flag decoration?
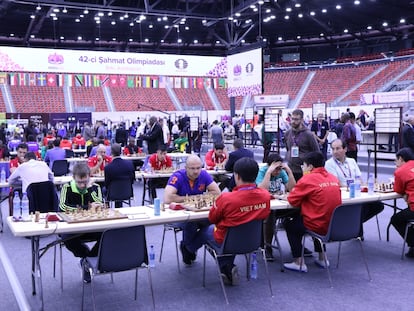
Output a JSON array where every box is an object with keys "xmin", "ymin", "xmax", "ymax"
[
  {"xmin": 8, "ymin": 73, "xmax": 18, "ymax": 86},
  {"xmin": 182, "ymin": 77, "xmax": 189, "ymax": 89},
  {"xmin": 151, "ymin": 76, "xmax": 159, "ymax": 88},
  {"xmin": 109, "ymin": 75, "xmax": 118, "ymax": 87},
  {"xmin": 118, "ymin": 75, "xmax": 127, "ymax": 88},
  {"xmin": 159, "ymin": 76, "xmax": 166, "ymax": 88},
  {"xmin": 84, "ymin": 74, "xmax": 92, "ymax": 87},
  {"xmin": 101, "ymin": 75, "xmax": 110, "ymax": 86},
  {"xmin": 74, "ymin": 74, "xmax": 83, "ymax": 86},
  {"xmin": 197, "ymin": 78, "xmax": 204, "ymax": 89},
  {"xmin": 135, "ymin": 76, "xmax": 141, "ymax": 88},
  {"xmin": 36, "ymin": 73, "xmax": 46, "ymax": 86},
  {"xmin": 93, "ymin": 75, "xmax": 101, "ymax": 87},
  {"xmin": 174, "ymin": 77, "xmax": 181, "ymax": 88},
  {"xmin": 64, "ymin": 74, "xmax": 73, "ymax": 87},
  {"xmin": 0, "ymin": 73, "xmax": 7, "ymax": 84},
  {"xmin": 46, "ymin": 73, "xmax": 57, "ymax": 86},
  {"xmin": 127, "ymin": 76, "xmax": 134, "ymax": 88}
]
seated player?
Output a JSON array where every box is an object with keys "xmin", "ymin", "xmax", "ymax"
[
  {"xmin": 204, "ymin": 142, "xmax": 228, "ymax": 190},
  {"xmin": 148, "ymin": 145, "xmax": 173, "ymax": 200},
  {"xmin": 87, "ymin": 144, "xmax": 112, "ymax": 175},
  {"xmin": 59, "ymin": 163, "xmax": 103, "ymax": 283},
  {"xmin": 123, "ymin": 136, "xmax": 144, "ymax": 170},
  {"xmin": 174, "ymin": 132, "xmax": 188, "ymax": 153}
]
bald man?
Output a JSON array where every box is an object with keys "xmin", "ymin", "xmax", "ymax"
[
  {"xmin": 164, "ymin": 154, "xmax": 220, "ymax": 265},
  {"xmin": 87, "ymin": 144, "xmax": 112, "ymax": 174}
]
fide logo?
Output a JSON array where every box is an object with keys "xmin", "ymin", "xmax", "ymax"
[
  {"xmin": 175, "ymin": 59, "xmax": 188, "ymax": 70},
  {"xmin": 246, "ymin": 62, "xmax": 254, "ymax": 73}
]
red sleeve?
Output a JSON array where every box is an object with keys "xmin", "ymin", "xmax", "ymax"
[
  {"xmin": 205, "ymin": 150, "xmax": 215, "ymax": 169},
  {"xmin": 394, "ymin": 169, "xmax": 405, "ymax": 194},
  {"xmin": 87, "ymin": 157, "xmax": 96, "ymax": 168},
  {"xmin": 166, "ymin": 156, "xmax": 173, "ymax": 168},
  {"xmin": 123, "ymin": 147, "xmax": 130, "ymax": 155},
  {"xmin": 208, "ymin": 195, "xmax": 224, "ymax": 224},
  {"xmin": 148, "ymin": 154, "xmax": 156, "ymax": 167}
]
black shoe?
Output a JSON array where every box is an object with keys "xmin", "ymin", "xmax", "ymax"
[
  {"xmin": 265, "ymin": 247, "xmax": 275, "ymax": 262},
  {"xmin": 80, "ymin": 258, "xmax": 91, "ymax": 283},
  {"xmin": 180, "ymin": 241, "xmax": 193, "ymax": 265},
  {"xmin": 303, "ymin": 248, "xmax": 313, "ymax": 257},
  {"xmin": 405, "ymin": 247, "xmax": 414, "ymax": 258},
  {"xmin": 220, "ymin": 264, "xmax": 238, "ymax": 286}
]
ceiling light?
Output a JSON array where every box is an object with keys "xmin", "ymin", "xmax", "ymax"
[
  {"xmin": 108, "ymin": 12, "xmax": 112, "ymax": 16},
  {"xmin": 296, "ymin": 35, "xmax": 301, "ymax": 39},
  {"xmin": 310, "ymin": 11, "xmax": 316, "ymax": 16},
  {"xmin": 354, "ymin": 0, "xmax": 360, "ymax": 4},
  {"xmin": 177, "ymin": 39, "xmax": 182, "ymax": 43},
  {"xmin": 83, "ymin": 9, "xmax": 89, "ymax": 14},
  {"xmin": 266, "ymin": 9, "xmax": 271, "ymax": 13},
  {"xmin": 295, "ymin": 3, "xmax": 301, "ymax": 8},
  {"xmin": 52, "ymin": 17, "xmax": 58, "ymax": 21},
  {"xmin": 36, "ymin": 5, "xmax": 41, "ymax": 11},
  {"xmin": 241, "ymin": 39, "xmax": 245, "ymax": 43},
  {"xmin": 286, "ymin": 7, "xmax": 292, "ymax": 12},
  {"xmin": 98, "ymin": 12, "xmax": 104, "ymax": 17},
  {"xmin": 271, "ymin": 15, "xmax": 276, "ymax": 19},
  {"xmin": 53, "ymin": 8, "xmax": 59, "ymax": 13},
  {"xmin": 124, "ymin": 13, "xmax": 129, "ymax": 18},
  {"xmin": 215, "ymin": 40, "xmax": 220, "ymax": 44},
  {"xmin": 164, "ymin": 25, "xmax": 169, "ymax": 29},
  {"xmin": 94, "ymin": 16, "xmax": 100, "ymax": 21},
  {"xmin": 284, "ymin": 15, "xmax": 289, "ymax": 20},
  {"xmin": 149, "ymin": 24, "xmax": 153, "ymax": 28},
  {"xmin": 298, "ymin": 13, "xmax": 303, "ymax": 18},
  {"xmin": 50, "ymin": 13, "xmax": 56, "ymax": 17},
  {"xmin": 129, "ymin": 22, "xmax": 134, "ymax": 26},
  {"xmin": 30, "ymin": 34, "xmax": 35, "ymax": 38},
  {"xmin": 60, "ymin": 36, "xmax": 64, "ymax": 40},
  {"xmin": 382, "ymin": 22, "xmax": 388, "ymax": 27},
  {"xmin": 111, "ymin": 21, "xmax": 116, "ymax": 25},
  {"xmin": 185, "ymin": 26, "xmax": 189, "ymax": 30},
  {"xmin": 258, "ymin": 0, "xmax": 264, "ymax": 4},
  {"xmin": 30, "ymin": 14, "xmax": 35, "ymax": 19},
  {"xmin": 62, "ymin": 8, "xmax": 67, "ymax": 13},
  {"xmin": 160, "ymin": 39, "xmax": 164, "ymax": 43},
  {"xmin": 320, "ymin": 33, "xmax": 324, "ymax": 37},
  {"xmin": 253, "ymin": 8, "xmax": 258, "ymax": 12},
  {"xmin": 400, "ymin": 18, "xmax": 406, "ymax": 23},
  {"xmin": 202, "ymin": 19, "xmax": 207, "ymax": 24},
  {"xmin": 162, "ymin": 16, "xmax": 168, "ymax": 21},
  {"xmin": 194, "ymin": 39, "xmax": 198, "ymax": 44},
  {"xmin": 145, "ymin": 38, "xmax": 149, "ymax": 42},
  {"xmin": 10, "ymin": 33, "xmax": 14, "ymax": 37},
  {"xmin": 75, "ymin": 18, "xmax": 80, "ymax": 22},
  {"xmin": 278, "ymin": 36, "xmax": 283, "ymax": 41},
  {"xmin": 322, "ymin": 9, "xmax": 327, "ymax": 13},
  {"xmin": 235, "ymin": 13, "xmax": 241, "ymax": 17},
  {"xmin": 120, "ymin": 16, "xmax": 124, "ymax": 20},
  {"xmin": 96, "ymin": 20, "xmax": 100, "ymax": 24},
  {"xmin": 95, "ymin": 37, "xmax": 100, "ymax": 41},
  {"xmin": 112, "ymin": 38, "xmax": 116, "ymax": 41},
  {"xmin": 367, "ymin": 25, "xmax": 372, "ymax": 30},
  {"xmin": 77, "ymin": 36, "xmax": 82, "ymax": 40},
  {"xmin": 129, "ymin": 38, "xmax": 133, "ymax": 42},
  {"xmin": 80, "ymin": 14, "xmax": 84, "ymax": 18},
  {"xmin": 228, "ymin": 16, "xmax": 234, "ymax": 20},
  {"xmin": 336, "ymin": 5, "xmax": 342, "ymax": 10},
  {"xmin": 344, "ymin": 29, "xmax": 349, "ymax": 33},
  {"xmin": 140, "ymin": 15, "xmax": 146, "ymax": 20}
]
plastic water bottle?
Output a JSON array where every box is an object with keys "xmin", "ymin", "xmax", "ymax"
[
  {"xmin": 21, "ymin": 192, "xmax": 29, "ymax": 221},
  {"xmin": 0, "ymin": 167, "xmax": 6, "ymax": 183},
  {"xmin": 149, "ymin": 245, "xmax": 156, "ymax": 268},
  {"xmin": 368, "ymin": 174, "xmax": 375, "ymax": 195},
  {"xmin": 349, "ymin": 183, "xmax": 355, "ymax": 198},
  {"xmin": 250, "ymin": 252, "xmax": 258, "ymax": 279},
  {"xmin": 13, "ymin": 191, "xmax": 21, "ymax": 219},
  {"xmin": 154, "ymin": 198, "xmax": 160, "ymax": 216},
  {"xmin": 355, "ymin": 176, "xmax": 361, "ymax": 197}
]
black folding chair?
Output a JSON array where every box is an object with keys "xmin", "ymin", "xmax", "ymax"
[
  {"xmin": 106, "ymin": 178, "xmax": 134, "ymax": 208},
  {"xmin": 51, "ymin": 159, "xmax": 69, "ymax": 176}
]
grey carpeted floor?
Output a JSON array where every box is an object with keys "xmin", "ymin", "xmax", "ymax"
[{"xmin": 1, "ymin": 149, "xmax": 414, "ymax": 311}]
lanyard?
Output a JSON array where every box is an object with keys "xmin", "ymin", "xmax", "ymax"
[{"xmin": 335, "ymin": 158, "xmax": 351, "ymax": 178}]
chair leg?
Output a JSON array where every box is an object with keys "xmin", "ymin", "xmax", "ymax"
[
  {"xmin": 375, "ymin": 215, "xmax": 382, "ymax": 241},
  {"xmin": 357, "ymin": 238, "xmax": 372, "ymax": 281},
  {"xmin": 259, "ymin": 248, "xmax": 274, "ymax": 298},
  {"xmin": 134, "ymin": 269, "xmax": 138, "ymax": 300},
  {"xmin": 202, "ymin": 247, "xmax": 207, "ymax": 287},
  {"xmin": 59, "ymin": 243, "xmax": 63, "ymax": 291},
  {"xmin": 401, "ymin": 223, "xmax": 411, "ymax": 260},
  {"xmin": 318, "ymin": 241, "xmax": 333, "ymax": 288},
  {"xmin": 159, "ymin": 226, "xmax": 167, "ymax": 262},
  {"xmin": 90, "ymin": 268, "xmax": 97, "ymax": 311},
  {"xmin": 273, "ymin": 230, "xmax": 284, "ymax": 272},
  {"xmin": 53, "ymin": 245, "xmax": 57, "ymax": 278},
  {"xmin": 173, "ymin": 228, "xmax": 181, "ymax": 273},
  {"xmin": 214, "ymin": 255, "xmax": 229, "ymax": 304}
]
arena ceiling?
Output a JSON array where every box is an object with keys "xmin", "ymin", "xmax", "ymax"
[{"xmin": 0, "ymin": 0, "xmax": 413, "ymax": 56}]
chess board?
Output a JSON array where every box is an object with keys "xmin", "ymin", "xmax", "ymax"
[
  {"xmin": 374, "ymin": 182, "xmax": 394, "ymax": 193},
  {"xmin": 58, "ymin": 208, "xmax": 128, "ymax": 223},
  {"xmin": 182, "ymin": 194, "xmax": 218, "ymax": 212}
]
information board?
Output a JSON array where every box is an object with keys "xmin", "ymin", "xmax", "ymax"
[{"xmin": 374, "ymin": 107, "xmax": 401, "ymax": 133}]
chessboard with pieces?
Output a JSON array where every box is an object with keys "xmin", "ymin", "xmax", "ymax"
[
  {"xmin": 58, "ymin": 205, "xmax": 127, "ymax": 223},
  {"xmin": 154, "ymin": 167, "xmax": 174, "ymax": 174},
  {"xmin": 183, "ymin": 193, "xmax": 219, "ymax": 212},
  {"xmin": 374, "ymin": 181, "xmax": 395, "ymax": 193}
]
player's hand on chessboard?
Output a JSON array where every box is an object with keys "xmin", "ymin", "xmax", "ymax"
[{"xmin": 90, "ymin": 202, "xmax": 103, "ymax": 209}]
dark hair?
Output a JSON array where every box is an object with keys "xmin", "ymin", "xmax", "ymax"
[
  {"xmin": 266, "ymin": 153, "xmax": 283, "ymax": 166},
  {"xmin": 111, "ymin": 143, "xmax": 121, "ymax": 157},
  {"xmin": 53, "ymin": 139, "xmax": 60, "ymax": 147},
  {"xmin": 396, "ymin": 148, "xmax": 414, "ymax": 162},
  {"xmin": 331, "ymin": 138, "xmax": 346, "ymax": 149},
  {"xmin": 214, "ymin": 142, "xmax": 225, "ymax": 150},
  {"xmin": 292, "ymin": 109, "xmax": 304, "ymax": 119},
  {"xmin": 73, "ymin": 163, "xmax": 90, "ymax": 178},
  {"xmin": 303, "ymin": 151, "xmax": 325, "ymax": 168},
  {"xmin": 234, "ymin": 157, "xmax": 258, "ymax": 183},
  {"xmin": 349, "ymin": 112, "xmax": 356, "ymax": 120},
  {"xmin": 233, "ymin": 138, "xmax": 244, "ymax": 149},
  {"xmin": 24, "ymin": 152, "xmax": 36, "ymax": 161},
  {"xmin": 157, "ymin": 144, "xmax": 167, "ymax": 152},
  {"xmin": 17, "ymin": 143, "xmax": 28, "ymax": 151},
  {"xmin": 27, "ymin": 135, "xmax": 36, "ymax": 142}
]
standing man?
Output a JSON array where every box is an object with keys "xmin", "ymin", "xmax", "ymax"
[
  {"xmin": 224, "ymin": 138, "xmax": 254, "ymax": 191},
  {"xmin": 391, "ymin": 148, "xmax": 414, "ymax": 258},
  {"xmin": 115, "ymin": 122, "xmax": 129, "ymax": 147},
  {"xmin": 310, "ymin": 113, "xmax": 330, "ymax": 160},
  {"xmin": 141, "ymin": 116, "xmax": 164, "ymax": 154},
  {"xmin": 44, "ymin": 139, "xmax": 66, "ymax": 169},
  {"xmin": 284, "ymin": 109, "xmax": 319, "ymax": 181},
  {"xmin": 59, "ymin": 163, "xmax": 103, "ymax": 283},
  {"xmin": 402, "ymin": 115, "xmax": 414, "ymax": 151},
  {"xmin": 164, "ymin": 155, "xmax": 220, "ymax": 265},
  {"xmin": 325, "ymin": 139, "xmax": 384, "ymax": 233},
  {"xmin": 341, "ymin": 112, "xmax": 358, "ymax": 161},
  {"xmin": 209, "ymin": 120, "xmax": 224, "ymax": 145},
  {"xmin": 8, "ymin": 143, "xmax": 28, "ymax": 215},
  {"xmin": 104, "ymin": 144, "xmax": 135, "ymax": 208},
  {"xmin": 190, "ymin": 157, "xmax": 271, "ymax": 285},
  {"xmin": 284, "ymin": 152, "xmax": 341, "ymax": 272}
]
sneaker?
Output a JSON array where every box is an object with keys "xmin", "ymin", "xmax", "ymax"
[
  {"xmin": 265, "ymin": 247, "xmax": 275, "ymax": 262},
  {"xmin": 283, "ymin": 261, "xmax": 308, "ymax": 273},
  {"xmin": 314, "ymin": 258, "xmax": 330, "ymax": 269},
  {"xmin": 405, "ymin": 247, "xmax": 414, "ymax": 258},
  {"xmin": 80, "ymin": 258, "xmax": 91, "ymax": 283},
  {"xmin": 231, "ymin": 265, "xmax": 240, "ymax": 286},
  {"xmin": 303, "ymin": 248, "xmax": 313, "ymax": 257},
  {"xmin": 180, "ymin": 241, "xmax": 193, "ymax": 265}
]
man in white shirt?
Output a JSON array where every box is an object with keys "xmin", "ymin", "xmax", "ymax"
[
  {"xmin": 325, "ymin": 138, "xmax": 384, "ymax": 234},
  {"xmin": 8, "ymin": 152, "xmax": 54, "ymax": 193}
]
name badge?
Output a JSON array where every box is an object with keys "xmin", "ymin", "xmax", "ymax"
[
  {"xmin": 346, "ymin": 179, "xmax": 354, "ymax": 187},
  {"xmin": 291, "ymin": 146, "xmax": 299, "ymax": 157}
]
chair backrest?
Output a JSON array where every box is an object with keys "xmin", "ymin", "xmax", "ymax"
[
  {"xmin": 222, "ymin": 219, "xmax": 263, "ymax": 254},
  {"xmin": 97, "ymin": 225, "xmax": 148, "ymax": 273},
  {"xmin": 52, "ymin": 159, "xmax": 69, "ymax": 176},
  {"xmin": 327, "ymin": 203, "xmax": 363, "ymax": 242},
  {"xmin": 106, "ymin": 178, "xmax": 133, "ymax": 201},
  {"xmin": 26, "ymin": 180, "xmax": 59, "ymax": 213}
]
